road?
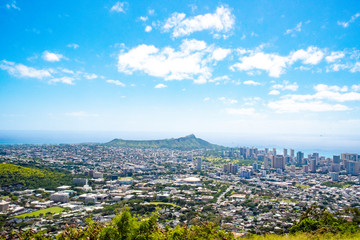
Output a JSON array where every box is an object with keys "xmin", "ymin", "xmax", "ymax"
[{"xmin": 216, "ymin": 185, "xmax": 234, "ymax": 205}]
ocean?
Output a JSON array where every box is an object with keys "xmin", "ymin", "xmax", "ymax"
[{"xmin": 0, "ymin": 130, "xmax": 358, "ymax": 158}]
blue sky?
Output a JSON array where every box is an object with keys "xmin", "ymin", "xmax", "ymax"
[{"xmin": 1, "ymin": 0, "xmax": 360, "ymax": 148}]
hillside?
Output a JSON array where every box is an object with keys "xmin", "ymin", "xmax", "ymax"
[
  {"xmin": 0, "ymin": 163, "xmax": 72, "ymax": 189},
  {"xmin": 105, "ymin": 134, "xmax": 224, "ymax": 150}
]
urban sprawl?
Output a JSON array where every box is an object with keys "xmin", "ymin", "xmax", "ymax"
[{"xmin": 0, "ymin": 143, "xmax": 360, "ymax": 237}]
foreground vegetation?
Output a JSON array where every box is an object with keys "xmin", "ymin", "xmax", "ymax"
[
  {"xmin": 6, "ymin": 205, "xmax": 360, "ymax": 239},
  {"xmin": 0, "ymin": 163, "xmax": 73, "ymax": 189}
]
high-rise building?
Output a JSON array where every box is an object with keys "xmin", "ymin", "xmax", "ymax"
[
  {"xmin": 310, "ymin": 159, "xmax": 317, "ymax": 173},
  {"xmin": 264, "ymin": 157, "xmax": 271, "ymax": 170},
  {"xmin": 296, "ymin": 151, "xmax": 304, "ymax": 165},
  {"xmin": 333, "ymin": 155, "xmax": 341, "ymax": 164},
  {"xmin": 283, "ymin": 148, "xmax": 288, "ymax": 157},
  {"xmin": 290, "ymin": 149, "xmax": 295, "ymax": 158},
  {"xmin": 196, "ymin": 157, "xmax": 202, "ymax": 171},
  {"xmin": 303, "ymin": 165, "xmax": 309, "ymax": 173},
  {"xmin": 271, "ymin": 155, "xmax": 285, "ymax": 170},
  {"xmin": 273, "ymin": 148, "xmax": 277, "ymax": 156},
  {"xmin": 330, "ymin": 172, "xmax": 339, "ymax": 181}
]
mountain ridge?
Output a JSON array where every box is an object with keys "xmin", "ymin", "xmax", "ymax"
[{"xmin": 104, "ymin": 134, "xmax": 224, "ymax": 150}]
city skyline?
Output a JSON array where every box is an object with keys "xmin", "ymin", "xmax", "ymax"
[{"xmin": 1, "ymin": 0, "xmax": 360, "ymax": 148}]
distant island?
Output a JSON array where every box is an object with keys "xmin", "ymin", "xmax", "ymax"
[{"xmin": 105, "ymin": 134, "xmax": 224, "ymax": 150}]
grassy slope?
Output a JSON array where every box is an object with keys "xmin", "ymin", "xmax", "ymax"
[
  {"xmin": 16, "ymin": 207, "xmax": 64, "ymax": 218},
  {"xmin": 0, "ymin": 163, "xmax": 72, "ymax": 189}
]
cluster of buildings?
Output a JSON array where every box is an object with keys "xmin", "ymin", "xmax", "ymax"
[{"xmin": 0, "ymin": 144, "xmax": 359, "ymax": 237}]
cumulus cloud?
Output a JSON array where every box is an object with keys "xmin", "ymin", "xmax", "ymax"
[
  {"xmin": 145, "ymin": 26, "xmax": 152, "ymax": 32},
  {"xmin": 84, "ymin": 73, "xmax": 98, "ymax": 79},
  {"xmin": 231, "ymin": 46, "xmax": 327, "ymax": 77},
  {"xmin": 289, "ymin": 46, "xmax": 324, "ymax": 65},
  {"xmin": 49, "ymin": 77, "xmax": 75, "ymax": 85},
  {"xmin": 269, "ymin": 90, "xmax": 280, "ymax": 95},
  {"xmin": 0, "ymin": 60, "xmax": 52, "ymax": 79},
  {"xmin": 154, "ymin": 83, "xmax": 167, "ymax": 88},
  {"xmin": 338, "ymin": 13, "xmax": 360, "ymax": 28},
  {"xmin": 231, "ymin": 52, "xmax": 288, "ymax": 78},
  {"xmin": 110, "ymin": 2, "xmax": 128, "ymax": 13},
  {"xmin": 203, "ymin": 97, "xmax": 210, "ymax": 101},
  {"xmin": 106, "ymin": 79, "xmax": 125, "ymax": 87},
  {"xmin": 268, "ymin": 83, "xmax": 360, "ymax": 113},
  {"xmin": 243, "ymin": 80, "xmax": 261, "ymax": 86},
  {"xmin": 325, "ymin": 51, "xmax": 345, "ymax": 63},
  {"xmin": 272, "ymin": 81, "xmax": 298, "ymax": 91},
  {"xmin": 42, "ymin": 51, "xmax": 64, "ymax": 62},
  {"xmin": 163, "ymin": 5, "xmax": 235, "ymax": 38},
  {"xmin": 268, "ymin": 99, "xmax": 350, "ymax": 113},
  {"xmin": 211, "ymin": 48, "xmax": 231, "ymax": 61},
  {"xmin": 117, "ymin": 39, "xmax": 228, "ymax": 84}
]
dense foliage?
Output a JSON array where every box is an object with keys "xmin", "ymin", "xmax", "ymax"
[
  {"xmin": 7, "ymin": 208, "xmax": 235, "ymax": 240},
  {"xmin": 0, "ymin": 163, "xmax": 73, "ymax": 190},
  {"xmin": 105, "ymin": 134, "xmax": 224, "ymax": 150},
  {"xmin": 289, "ymin": 205, "xmax": 360, "ymax": 234}
]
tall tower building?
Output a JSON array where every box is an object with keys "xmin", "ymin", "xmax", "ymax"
[
  {"xmin": 271, "ymin": 155, "xmax": 285, "ymax": 170},
  {"xmin": 290, "ymin": 149, "xmax": 295, "ymax": 158},
  {"xmin": 283, "ymin": 148, "xmax": 288, "ymax": 157},
  {"xmin": 196, "ymin": 157, "xmax": 202, "ymax": 171},
  {"xmin": 310, "ymin": 159, "xmax": 317, "ymax": 173},
  {"xmin": 296, "ymin": 151, "xmax": 304, "ymax": 165}
]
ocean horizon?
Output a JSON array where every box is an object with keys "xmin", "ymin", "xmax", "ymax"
[{"xmin": 0, "ymin": 130, "xmax": 358, "ymax": 158}]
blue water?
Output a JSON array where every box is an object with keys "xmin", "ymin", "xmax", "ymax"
[{"xmin": 0, "ymin": 130, "xmax": 358, "ymax": 158}]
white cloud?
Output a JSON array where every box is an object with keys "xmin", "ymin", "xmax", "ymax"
[
  {"xmin": 268, "ymin": 83, "xmax": 360, "ymax": 113},
  {"xmin": 0, "ymin": 60, "xmax": 52, "ymax": 79},
  {"xmin": 163, "ymin": 5, "xmax": 235, "ymax": 38},
  {"xmin": 84, "ymin": 73, "xmax": 98, "ymax": 79},
  {"xmin": 231, "ymin": 52, "xmax": 289, "ymax": 78},
  {"xmin": 352, "ymin": 84, "xmax": 360, "ymax": 91},
  {"xmin": 106, "ymin": 79, "xmax": 125, "ymax": 87},
  {"xmin": 6, "ymin": 0, "xmax": 20, "ymax": 10},
  {"xmin": 49, "ymin": 77, "xmax": 75, "ymax": 85},
  {"xmin": 325, "ymin": 51, "xmax": 345, "ymax": 63},
  {"xmin": 337, "ymin": 13, "xmax": 360, "ymax": 28},
  {"xmin": 272, "ymin": 81, "xmax": 298, "ymax": 91},
  {"xmin": 211, "ymin": 48, "xmax": 231, "ymax": 61},
  {"xmin": 209, "ymin": 75, "xmax": 230, "ymax": 83},
  {"xmin": 203, "ymin": 97, "xmax": 210, "ymax": 101},
  {"xmin": 140, "ymin": 16, "xmax": 148, "ymax": 22},
  {"xmin": 148, "ymin": 9, "xmax": 155, "ymax": 15},
  {"xmin": 225, "ymin": 108, "xmax": 256, "ymax": 116},
  {"xmin": 67, "ymin": 43, "xmax": 79, "ymax": 49},
  {"xmin": 268, "ymin": 99, "xmax": 350, "ymax": 113},
  {"xmin": 351, "ymin": 62, "xmax": 360, "ymax": 72},
  {"xmin": 117, "ymin": 39, "xmax": 227, "ymax": 84},
  {"xmin": 66, "ymin": 111, "xmax": 99, "ymax": 117},
  {"xmin": 145, "ymin": 25, "xmax": 152, "ymax": 32},
  {"xmin": 290, "ymin": 46, "xmax": 324, "ymax": 65},
  {"xmin": 231, "ymin": 46, "xmax": 327, "ymax": 77},
  {"xmin": 42, "ymin": 51, "xmax": 64, "ymax": 62},
  {"xmin": 154, "ymin": 83, "xmax": 167, "ymax": 88},
  {"xmin": 284, "ymin": 22, "xmax": 302, "ymax": 36},
  {"xmin": 269, "ymin": 90, "xmax": 280, "ymax": 95},
  {"xmin": 219, "ymin": 97, "xmax": 237, "ymax": 104},
  {"xmin": 243, "ymin": 80, "xmax": 261, "ymax": 86},
  {"xmin": 110, "ymin": 2, "xmax": 127, "ymax": 13}
]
